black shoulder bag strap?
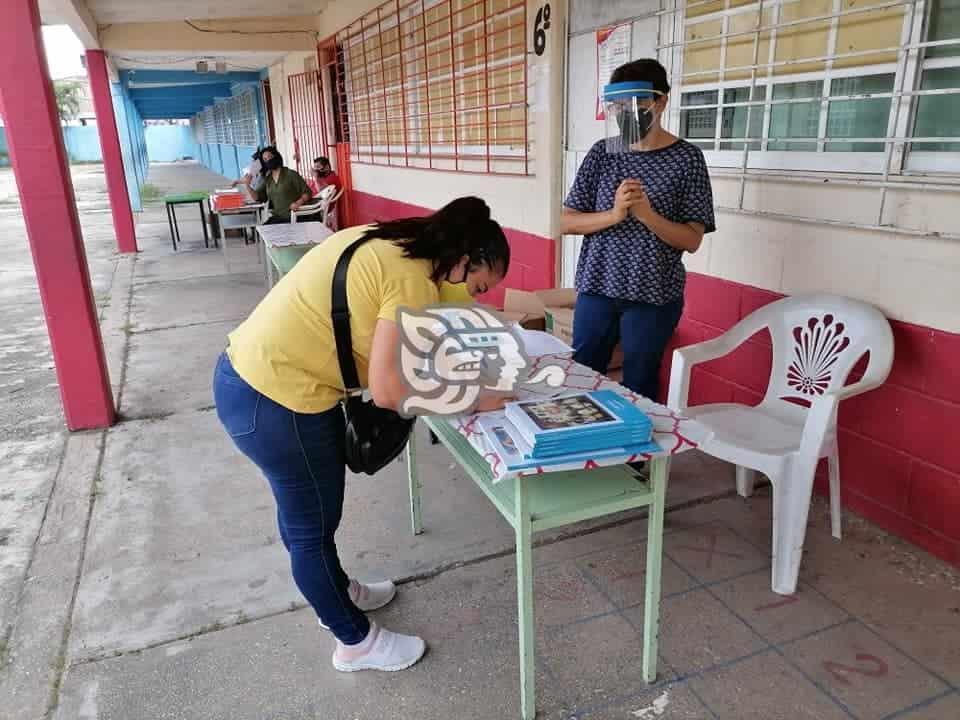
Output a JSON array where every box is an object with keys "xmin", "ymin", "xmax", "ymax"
[
  {"xmin": 331, "ymin": 236, "xmax": 368, "ymax": 395},
  {"xmin": 330, "ymin": 235, "xmax": 416, "ymax": 475}
]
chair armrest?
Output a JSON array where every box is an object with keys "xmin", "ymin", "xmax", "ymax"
[
  {"xmin": 666, "ymin": 312, "xmax": 770, "ymax": 410},
  {"xmin": 292, "ymin": 203, "xmax": 324, "ymax": 217}
]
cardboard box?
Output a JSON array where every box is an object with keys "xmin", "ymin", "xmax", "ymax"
[
  {"xmin": 500, "ymin": 288, "xmax": 576, "ymax": 332},
  {"xmin": 497, "ymin": 289, "xmax": 547, "ymax": 331},
  {"xmin": 500, "ymin": 288, "xmax": 623, "ymax": 369}
]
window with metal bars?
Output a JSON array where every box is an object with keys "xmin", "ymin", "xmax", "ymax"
[
  {"xmin": 667, "ymin": 0, "xmax": 960, "ymax": 174},
  {"xmin": 190, "ymin": 116, "xmax": 204, "ymax": 145},
  {"xmin": 213, "ymin": 103, "xmax": 229, "ymax": 144},
  {"xmin": 231, "ymin": 90, "xmax": 261, "ymax": 146},
  {"xmin": 191, "ymin": 91, "xmax": 260, "ymax": 147},
  {"xmin": 334, "ymin": 0, "xmax": 530, "ymax": 174},
  {"xmin": 201, "ymin": 109, "xmax": 216, "ymax": 145}
]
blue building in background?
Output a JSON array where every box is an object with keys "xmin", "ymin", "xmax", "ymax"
[{"xmin": 1, "ymin": 68, "xmax": 268, "ymax": 211}]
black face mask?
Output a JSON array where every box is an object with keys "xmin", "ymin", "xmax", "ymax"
[
  {"xmin": 263, "ymin": 156, "xmax": 283, "ymax": 171},
  {"xmin": 617, "ymin": 106, "xmax": 656, "ymax": 148}
]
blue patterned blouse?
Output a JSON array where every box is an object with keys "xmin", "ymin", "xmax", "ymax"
[{"xmin": 564, "ymin": 139, "xmax": 716, "ymax": 305}]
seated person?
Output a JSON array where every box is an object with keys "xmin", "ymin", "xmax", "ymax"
[
  {"xmin": 232, "ymin": 149, "xmax": 265, "ymax": 193},
  {"xmin": 307, "ymin": 156, "xmax": 343, "ymax": 197},
  {"xmin": 241, "ymin": 146, "xmax": 312, "ymax": 224}
]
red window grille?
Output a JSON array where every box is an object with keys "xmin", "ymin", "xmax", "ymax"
[
  {"xmin": 287, "ymin": 70, "xmax": 328, "ymax": 177},
  {"xmin": 334, "ymin": 0, "xmax": 529, "ymax": 175}
]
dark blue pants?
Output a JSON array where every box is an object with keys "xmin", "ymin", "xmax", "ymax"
[
  {"xmin": 572, "ymin": 293, "xmax": 683, "ymax": 400},
  {"xmin": 212, "ymin": 353, "xmax": 369, "ymax": 644}
]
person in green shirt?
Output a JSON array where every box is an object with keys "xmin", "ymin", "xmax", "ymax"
[{"xmin": 241, "ymin": 146, "xmax": 313, "ymax": 224}]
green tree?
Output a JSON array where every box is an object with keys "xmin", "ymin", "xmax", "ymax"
[{"xmin": 54, "ymin": 80, "xmax": 81, "ymax": 123}]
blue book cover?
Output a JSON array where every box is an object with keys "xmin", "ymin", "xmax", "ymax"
[
  {"xmin": 505, "ymin": 391, "xmax": 652, "ymax": 452},
  {"xmin": 478, "ymin": 416, "xmax": 660, "ymax": 472}
]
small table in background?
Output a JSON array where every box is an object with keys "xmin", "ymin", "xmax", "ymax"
[
  {"xmin": 256, "ymin": 222, "xmax": 334, "ymax": 287},
  {"xmin": 163, "ymin": 192, "xmax": 210, "ymax": 251},
  {"xmin": 209, "ymin": 197, "xmax": 267, "ymax": 271}
]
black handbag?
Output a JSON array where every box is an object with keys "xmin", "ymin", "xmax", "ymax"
[{"xmin": 331, "ymin": 236, "xmax": 416, "ymax": 475}]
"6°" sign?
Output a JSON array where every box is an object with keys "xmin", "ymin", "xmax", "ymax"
[{"xmin": 533, "ymin": 4, "xmax": 551, "ymax": 57}]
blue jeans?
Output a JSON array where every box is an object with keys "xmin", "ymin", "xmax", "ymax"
[
  {"xmin": 212, "ymin": 352, "xmax": 369, "ymax": 644},
  {"xmin": 572, "ymin": 293, "xmax": 683, "ymax": 400}
]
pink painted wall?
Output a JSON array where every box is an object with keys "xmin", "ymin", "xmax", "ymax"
[{"xmin": 662, "ymin": 273, "xmax": 960, "ymax": 566}]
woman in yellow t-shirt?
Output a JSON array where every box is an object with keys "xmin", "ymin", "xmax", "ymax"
[
  {"xmin": 439, "ymin": 279, "xmax": 475, "ymax": 304},
  {"xmin": 213, "ymin": 197, "xmax": 510, "ymax": 674}
]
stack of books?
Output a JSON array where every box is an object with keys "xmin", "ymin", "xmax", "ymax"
[{"xmin": 479, "ymin": 390, "xmax": 657, "ymax": 472}]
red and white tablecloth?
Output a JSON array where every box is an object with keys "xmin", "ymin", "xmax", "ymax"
[{"xmin": 439, "ymin": 353, "xmax": 711, "ymax": 483}]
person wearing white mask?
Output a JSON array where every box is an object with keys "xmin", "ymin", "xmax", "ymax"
[{"xmin": 231, "ymin": 149, "xmax": 265, "ymax": 193}]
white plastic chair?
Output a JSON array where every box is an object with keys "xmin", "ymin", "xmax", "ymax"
[
  {"xmin": 667, "ymin": 293, "xmax": 893, "ymax": 595},
  {"xmin": 291, "ymin": 185, "xmax": 335, "ymax": 224},
  {"xmin": 323, "ymin": 187, "xmax": 344, "ymax": 230}
]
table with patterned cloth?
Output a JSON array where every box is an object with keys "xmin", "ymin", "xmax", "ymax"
[
  {"xmin": 256, "ymin": 222, "xmax": 334, "ymax": 286},
  {"xmin": 406, "ymin": 354, "xmax": 711, "ymax": 719}
]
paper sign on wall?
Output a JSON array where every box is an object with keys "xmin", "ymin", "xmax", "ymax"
[{"xmin": 595, "ymin": 24, "xmax": 632, "ymax": 121}]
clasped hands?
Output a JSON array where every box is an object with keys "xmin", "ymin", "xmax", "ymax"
[{"xmin": 613, "ymin": 179, "xmax": 654, "ymax": 225}]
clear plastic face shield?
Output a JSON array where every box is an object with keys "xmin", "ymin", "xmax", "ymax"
[{"xmin": 603, "ymin": 81, "xmax": 665, "ymax": 154}]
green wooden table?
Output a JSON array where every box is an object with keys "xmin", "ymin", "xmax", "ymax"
[
  {"xmin": 406, "ymin": 365, "xmax": 709, "ymax": 719},
  {"xmin": 163, "ymin": 191, "xmax": 210, "ymax": 251}
]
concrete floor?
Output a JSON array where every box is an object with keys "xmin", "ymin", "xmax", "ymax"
[{"xmin": 1, "ymin": 162, "xmax": 959, "ymax": 720}]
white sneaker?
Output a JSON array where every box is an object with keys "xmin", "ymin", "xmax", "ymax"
[
  {"xmin": 332, "ymin": 622, "xmax": 427, "ymax": 673},
  {"xmin": 318, "ymin": 579, "xmax": 397, "ymax": 630}
]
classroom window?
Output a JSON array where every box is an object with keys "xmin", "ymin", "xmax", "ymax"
[
  {"xmin": 768, "ymin": 80, "xmax": 822, "ymax": 151},
  {"xmin": 825, "ymin": 74, "xmax": 894, "ymax": 152},
  {"xmin": 680, "ymin": 90, "xmax": 718, "ymax": 149},
  {"xmin": 720, "ymin": 85, "xmax": 765, "ymax": 150},
  {"xmin": 334, "ymin": 0, "xmax": 529, "ymax": 175},
  {"xmin": 913, "ymin": 67, "xmax": 960, "ymax": 151},
  {"xmin": 666, "ymin": 0, "xmax": 960, "ymax": 174},
  {"xmin": 191, "ymin": 91, "xmax": 260, "ymax": 147}
]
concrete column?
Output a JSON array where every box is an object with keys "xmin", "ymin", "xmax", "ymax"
[
  {"xmin": 86, "ymin": 50, "xmax": 138, "ymax": 253},
  {"xmin": 0, "ymin": 0, "xmax": 115, "ymax": 430}
]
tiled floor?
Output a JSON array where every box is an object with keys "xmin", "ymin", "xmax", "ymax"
[
  {"xmin": 522, "ymin": 505, "xmax": 958, "ymax": 720},
  {"xmin": 55, "ymin": 489, "xmax": 960, "ymax": 720}
]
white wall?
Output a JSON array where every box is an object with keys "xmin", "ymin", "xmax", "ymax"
[
  {"xmin": 267, "ymin": 51, "xmax": 315, "ymax": 165},
  {"xmin": 565, "ymin": 0, "xmax": 660, "ymax": 154},
  {"xmin": 694, "ymin": 176, "xmax": 960, "ymax": 332},
  {"xmin": 561, "ymin": 0, "xmax": 960, "ymax": 333},
  {"xmin": 350, "ymin": 164, "xmax": 548, "ymax": 233}
]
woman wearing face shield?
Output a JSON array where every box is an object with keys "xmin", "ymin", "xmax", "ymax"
[{"xmin": 560, "ymin": 59, "xmax": 715, "ymax": 402}]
